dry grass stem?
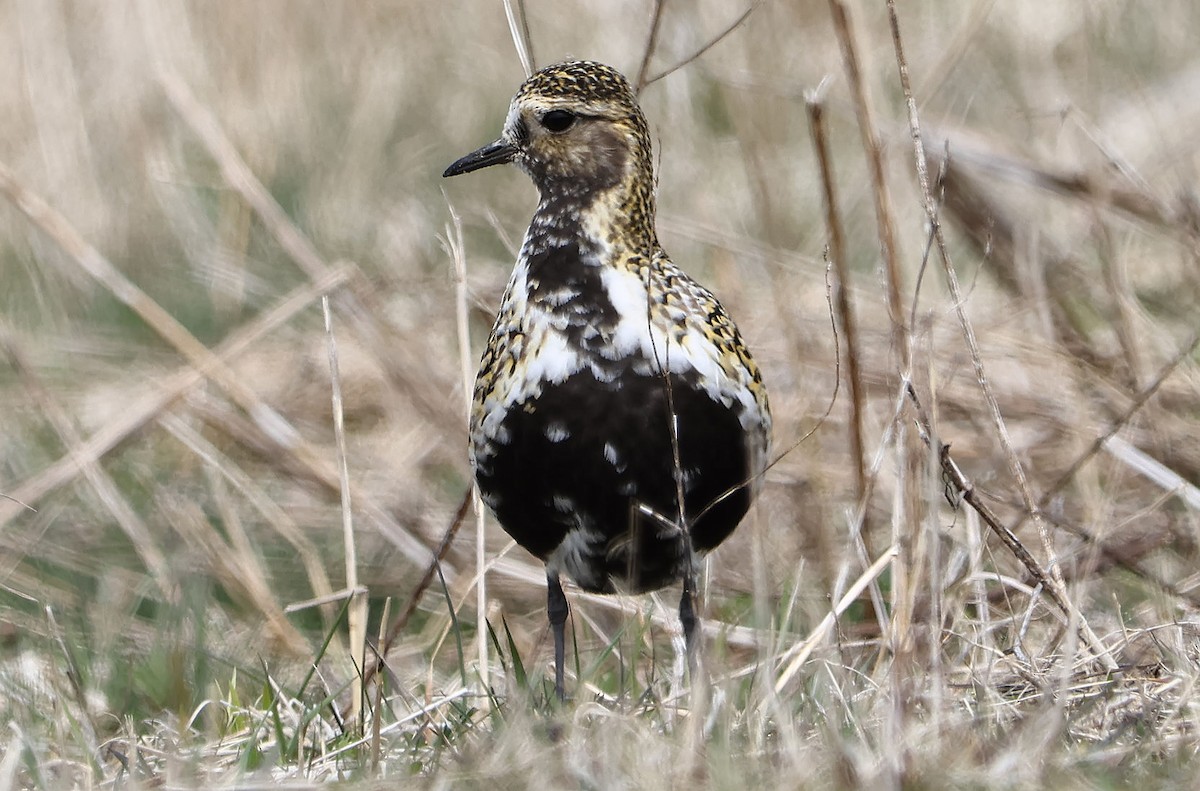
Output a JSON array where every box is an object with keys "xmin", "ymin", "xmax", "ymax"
[
  {"xmin": 775, "ymin": 542, "xmax": 898, "ymax": 692},
  {"xmin": 503, "ymin": 0, "xmax": 535, "ymax": 76},
  {"xmin": 806, "ymin": 86, "xmax": 870, "ymax": 549},
  {"xmin": 322, "ymin": 295, "xmax": 367, "ymax": 722},
  {"xmin": 827, "ymin": 0, "xmax": 909, "ymax": 366},
  {"xmin": 443, "ymin": 198, "xmax": 491, "ymax": 698}
]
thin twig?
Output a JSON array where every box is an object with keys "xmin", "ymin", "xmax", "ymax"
[
  {"xmin": 642, "ymin": 3, "xmax": 758, "ymax": 89},
  {"xmin": 692, "ymin": 261, "xmax": 842, "ymax": 525},
  {"xmin": 828, "ymin": 0, "xmax": 909, "ymax": 368},
  {"xmin": 904, "ymin": 385, "xmax": 1068, "ymax": 615},
  {"xmin": 367, "ymin": 487, "xmax": 473, "ymax": 689},
  {"xmin": 518, "ymin": 0, "xmax": 536, "ymax": 71},
  {"xmin": 906, "ymin": 386, "xmax": 1122, "ymax": 669},
  {"xmin": 635, "ymin": 0, "xmax": 668, "ymax": 93},
  {"xmin": 832, "ymin": 6, "xmax": 920, "ymax": 747},
  {"xmin": 806, "ymin": 82, "xmax": 870, "ymax": 550},
  {"xmin": 641, "ymin": 245, "xmax": 703, "ymax": 698},
  {"xmin": 0, "ymin": 494, "xmax": 35, "ymax": 513}
]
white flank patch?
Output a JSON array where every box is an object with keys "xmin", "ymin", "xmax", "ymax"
[
  {"xmin": 522, "ymin": 324, "xmax": 581, "ymax": 386},
  {"xmin": 599, "ymin": 266, "xmax": 669, "ymax": 361},
  {"xmin": 597, "ymin": 266, "xmax": 737, "ymax": 407}
]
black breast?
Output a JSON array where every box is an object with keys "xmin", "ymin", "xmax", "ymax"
[{"xmin": 474, "ymin": 368, "xmax": 754, "ymax": 593}]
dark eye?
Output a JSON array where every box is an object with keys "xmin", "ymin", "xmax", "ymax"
[{"xmin": 540, "ymin": 110, "xmax": 576, "ymax": 133}]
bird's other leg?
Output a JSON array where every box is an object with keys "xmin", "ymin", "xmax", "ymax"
[
  {"xmin": 547, "ymin": 572, "xmax": 569, "ymax": 701},
  {"xmin": 679, "ymin": 569, "xmax": 700, "ymax": 677}
]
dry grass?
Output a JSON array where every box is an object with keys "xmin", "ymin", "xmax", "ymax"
[{"xmin": 2, "ymin": 1, "xmax": 1199, "ymax": 788}]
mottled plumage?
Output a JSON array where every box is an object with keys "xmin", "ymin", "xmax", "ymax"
[{"xmin": 444, "ymin": 60, "xmax": 770, "ymax": 698}]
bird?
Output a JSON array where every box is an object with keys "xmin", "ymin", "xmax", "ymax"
[{"xmin": 443, "ymin": 60, "xmax": 770, "ymax": 700}]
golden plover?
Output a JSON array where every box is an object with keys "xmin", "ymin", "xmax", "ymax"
[{"xmin": 444, "ymin": 60, "xmax": 770, "ymax": 699}]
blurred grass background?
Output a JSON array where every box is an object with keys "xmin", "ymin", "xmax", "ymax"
[{"xmin": 1, "ymin": 0, "xmax": 1199, "ymax": 787}]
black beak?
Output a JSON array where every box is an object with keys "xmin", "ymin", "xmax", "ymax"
[{"xmin": 443, "ymin": 139, "xmax": 518, "ymax": 178}]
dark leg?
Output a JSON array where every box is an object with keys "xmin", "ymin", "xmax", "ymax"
[
  {"xmin": 679, "ymin": 571, "xmax": 699, "ymax": 676},
  {"xmin": 547, "ymin": 572, "xmax": 569, "ymax": 701}
]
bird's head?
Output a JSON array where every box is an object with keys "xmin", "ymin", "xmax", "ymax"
[{"xmin": 443, "ymin": 60, "xmax": 654, "ymax": 203}]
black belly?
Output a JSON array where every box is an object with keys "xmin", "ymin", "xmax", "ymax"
[{"xmin": 475, "ymin": 369, "xmax": 754, "ymax": 593}]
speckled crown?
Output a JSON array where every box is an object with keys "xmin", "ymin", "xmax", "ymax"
[{"xmin": 514, "ymin": 60, "xmax": 639, "ymax": 108}]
